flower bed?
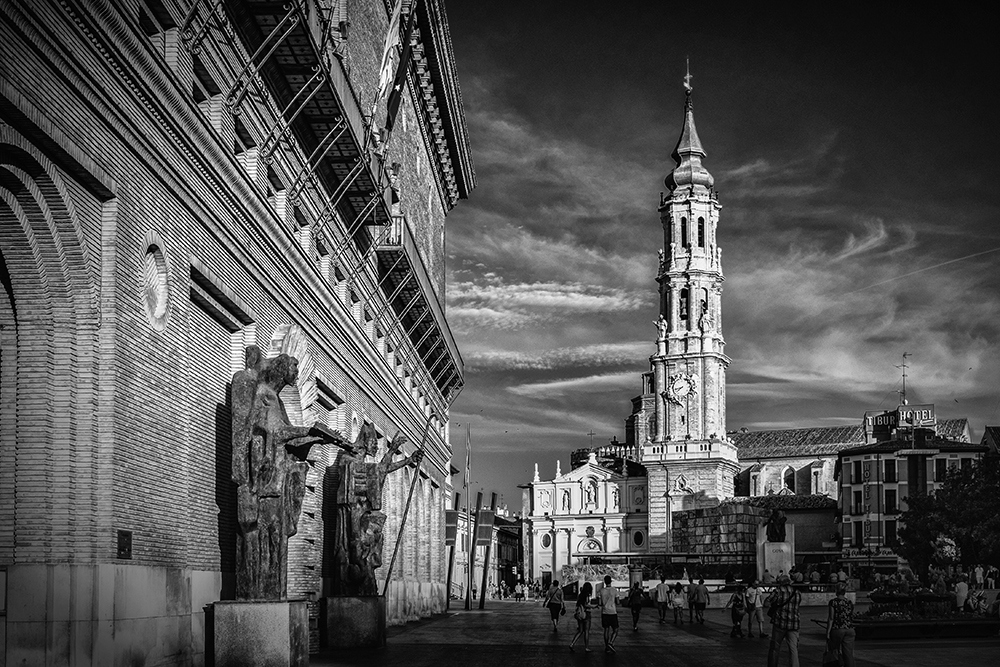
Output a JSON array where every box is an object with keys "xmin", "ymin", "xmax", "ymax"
[
  {"xmin": 856, "ymin": 589, "xmax": 999, "ymax": 638},
  {"xmin": 855, "ymin": 616, "xmax": 999, "ymax": 640}
]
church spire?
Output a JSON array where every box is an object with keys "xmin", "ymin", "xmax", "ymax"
[{"xmin": 666, "ymin": 65, "xmax": 713, "ymax": 192}]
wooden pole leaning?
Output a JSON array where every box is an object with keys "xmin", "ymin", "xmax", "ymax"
[{"xmin": 381, "ymin": 413, "xmax": 434, "ymax": 596}]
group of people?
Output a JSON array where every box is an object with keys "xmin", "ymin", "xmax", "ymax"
[
  {"xmin": 543, "ymin": 576, "xmax": 623, "ymax": 653},
  {"xmin": 544, "ymin": 573, "xmax": 857, "ymax": 666},
  {"xmin": 488, "ymin": 581, "xmax": 527, "ymax": 601},
  {"xmin": 729, "ymin": 574, "xmax": 855, "ymax": 667}
]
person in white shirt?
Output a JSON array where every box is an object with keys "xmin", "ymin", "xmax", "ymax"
[
  {"xmin": 955, "ymin": 575, "xmax": 970, "ymax": 611},
  {"xmin": 745, "ymin": 580, "xmax": 767, "ymax": 638},
  {"xmin": 655, "ymin": 575, "xmax": 672, "ymax": 624},
  {"xmin": 598, "ymin": 575, "xmax": 620, "ymax": 653}
]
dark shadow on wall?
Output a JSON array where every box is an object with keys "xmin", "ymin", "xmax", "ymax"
[
  {"xmin": 321, "ymin": 454, "xmax": 346, "ymax": 598},
  {"xmin": 216, "ymin": 394, "xmax": 236, "ymax": 600}
]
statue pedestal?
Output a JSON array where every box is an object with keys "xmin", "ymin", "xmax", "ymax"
[
  {"xmin": 212, "ymin": 600, "xmax": 308, "ymax": 667},
  {"xmin": 757, "ymin": 525, "xmax": 795, "ymax": 582},
  {"xmin": 322, "ymin": 596, "xmax": 386, "ymax": 648}
]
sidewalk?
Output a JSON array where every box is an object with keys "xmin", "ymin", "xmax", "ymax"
[{"xmin": 311, "ymin": 599, "xmax": 999, "ymax": 667}]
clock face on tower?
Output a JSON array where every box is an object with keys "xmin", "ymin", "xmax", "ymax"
[
  {"xmin": 666, "ymin": 373, "xmax": 699, "ymax": 405},
  {"xmin": 671, "ymin": 377, "xmax": 690, "ymax": 397}
]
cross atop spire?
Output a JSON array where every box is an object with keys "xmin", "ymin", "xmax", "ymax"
[{"xmin": 683, "ymin": 57, "xmax": 693, "ymax": 93}]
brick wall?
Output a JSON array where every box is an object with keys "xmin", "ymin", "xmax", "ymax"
[{"xmin": 0, "ymin": 0, "xmax": 461, "ymax": 662}]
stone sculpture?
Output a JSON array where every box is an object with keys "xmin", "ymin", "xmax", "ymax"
[
  {"xmin": 332, "ymin": 423, "xmax": 423, "ymax": 596},
  {"xmin": 655, "ymin": 314, "xmax": 668, "ymax": 339},
  {"xmin": 231, "ymin": 346, "xmax": 349, "ymax": 600},
  {"xmin": 765, "ymin": 508, "xmax": 787, "ymax": 543}
]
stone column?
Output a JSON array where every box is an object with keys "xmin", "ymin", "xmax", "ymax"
[
  {"xmin": 653, "ymin": 359, "xmax": 666, "ymax": 442},
  {"xmin": 551, "ymin": 529, "xmax": 558, "ymax": 578}
]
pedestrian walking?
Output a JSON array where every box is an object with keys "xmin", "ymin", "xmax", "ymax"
[
  {"xmin": 686, "ymin": 577, "xmax": 696, "ymax": 623},
  {"xmin": 543, "ymin": 581, "xmax": 565, "ymax": 632},
  {"xmin": 569, "ymin": 582, "xmax": 595, "ymax": 652},
  {"xmin": 745, "ymin": 579, "xmax": 767, "ymax": 638},
  {"xmin": 626, "ymin": 582, "xmax": 645, "ymax": 631},
  {"xmin": 765, "ymin": 574, "xmax": 801, "ymax": 667},
  {"xmin": 722, "ymin": 584, "xmax": 747, "ymax": 637},
  {"xmin": 692, "ymin": 578, "xmax": 710, "ymax": 624},
  {"xmin": 671, "ymin": 582, "xmax": 686, "ymax": 625},
  {"xmin": 655, "ymin": 575, "xmax": 671, "ymax": 624},
  {"xmin": 598, "ymin": 575, "xmax": 620, "ymax": 653},
  {"xmin": 825, "ymin": 583, "xmax": 855, "ymax": 667}
]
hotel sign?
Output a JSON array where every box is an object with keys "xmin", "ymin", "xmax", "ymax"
[
  {"xmin": 842, "ymin": 547, "xmax": 896, "ymax": 559},
  {"xmin": 864, "ymin": 410, "xmax": 897, "ymax": 442},
  {"xmin": 898, "ymin": 404, "xmax": 936, "ymax": 428}
]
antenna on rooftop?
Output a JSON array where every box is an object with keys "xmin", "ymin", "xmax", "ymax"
[{"xmin": 895, "ymin": 352, "xmax": 911, "ymax": 405}]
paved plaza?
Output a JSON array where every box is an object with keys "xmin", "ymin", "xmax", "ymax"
[{"xmin": 312, "ymin": 598, "xmax": 999, "ymax": 667}]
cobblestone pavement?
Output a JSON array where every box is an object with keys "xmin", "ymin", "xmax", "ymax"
[{"xmin": 312, "ymin": 598, "xmax": 1000, "ymax": 667}]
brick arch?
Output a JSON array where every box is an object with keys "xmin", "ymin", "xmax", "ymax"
[{"xmin": 0, "ymin": 127, "xmax": 100, "ymax": 562}]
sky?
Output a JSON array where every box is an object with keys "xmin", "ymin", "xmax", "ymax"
[{"xmin": 439, "ymin": 3, "xmax": 1000, "ymax": 511}]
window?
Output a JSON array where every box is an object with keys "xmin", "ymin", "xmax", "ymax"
[
  {"xmin": 541, "ymin": 533, "xmax": 552, "ymax": 549},
  {"xmin": 854, "ymin": 521, "xmax": 864, "ymax": 547},
  {"xmin": 679, "ymin": 288, "xmax": 689, "ymax": 320},
  {"xmin": 852, "ymin": 461, "xmax": 863, "ymax": 485},
  {"xmin": 142, "ymin": 244, "xmax": 170, "ymax": 330},
  {"xmin": 751, "ymin": 474, "xmax": 760, "ymax": 496},
  {"xmin": 885, "ymin": 520, "xmax": 898, "ymax": 547},
  {"xmin": 884, "ymin": 459, "xmax": 897, "ymax": 483},
  {"xmin": 633, "ymin": 531, "xmax": 644, "ymax": 547},
  {"xmin": 935, "ymin": 458, "xmax": 947, "ymax": 482},
  {"xmin": 885, "ymin": 489, "xmax": 897, "ymax": 514},
  {"xmin": 961, "ymin": 458, "xmax": 973, "ymax": 472},
  {"xmin": 192, "ymin": 54, "xmax": 221, "ymax": 105},
  {"xmin": 853, "ymin": 490, "xmax": 863, "ymax": 515},
  {"xmin": 680, "ymin": 217, "xmax": 688, "ymax": 248},
  {"xmin": 138, "ymin": 0, "xmax": 177, "ymax": 57},
  {"xmin": 783, "ymin": 466, "xmax": 795, "ymax": 493},
  {"xmin": 697, "ymin": 217, "xmax": 705, "ymax": 247}
]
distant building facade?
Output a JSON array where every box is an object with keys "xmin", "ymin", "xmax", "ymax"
[
  {"xmin": 730, "ymin": 418, "xmax": 972, "ymax": 501},
  {"xmin": 836, "ymin": 405, "xmax": 986, "ymax": 573},
  {"xmin": 523, "ymin": 453, "xmax": 648, "ymax": 587},
  {"xmin": 0, "ymin": 0, "xmax": 473, "ymax": 664}
]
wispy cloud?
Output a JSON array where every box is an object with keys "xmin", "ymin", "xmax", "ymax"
[
  {"xmin": 507, "ymin": 372, "xmax": 640, "ymax": 398},
  {"xmin": 465, "ymin": 342, "xmax": 653, "ymax": 371}
]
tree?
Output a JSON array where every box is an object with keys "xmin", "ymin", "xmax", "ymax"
[{"xmin": 898, "ymin": 458, "xmax": 1000, "ymax": 581}]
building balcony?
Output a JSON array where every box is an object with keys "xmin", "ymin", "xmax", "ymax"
[
  {"xmin": 375, "ymin": 214, "xmax": 464, "ymax": 402},
  {"xmin": 641, "ymin": 438, "xmax": 739, "ymax": 463}
]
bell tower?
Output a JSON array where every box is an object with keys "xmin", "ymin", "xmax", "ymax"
[{"xmin": 644, "ymin": 73, "xmax": 740, "ymax": 552}]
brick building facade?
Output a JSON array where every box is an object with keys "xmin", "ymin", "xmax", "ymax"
[{"xmin": 0, "ymin": 0, "xmax": 473, "ymax": 664}]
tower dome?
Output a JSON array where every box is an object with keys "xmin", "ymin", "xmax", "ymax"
[{"xmin": 665, "ymin": 91, "xmax": 714, "ymax": 192}]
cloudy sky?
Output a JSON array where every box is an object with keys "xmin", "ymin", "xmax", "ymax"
[{"xmin": 439, "ymin": 3, "xmax": 1000, "ymax": 509}]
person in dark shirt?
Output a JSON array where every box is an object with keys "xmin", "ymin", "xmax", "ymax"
[{"xmin": 764, "ymin": 574, "xmax": 801, "ymax": 667}]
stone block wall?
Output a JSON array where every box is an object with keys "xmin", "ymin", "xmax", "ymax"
[{"xmin": 672, "ymin": 504, "xmax": 770, "ymax": 555}]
